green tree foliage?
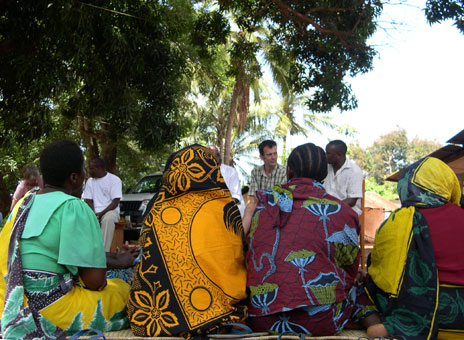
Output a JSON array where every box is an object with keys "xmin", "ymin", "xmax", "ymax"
[
  {"xmin": 0, "ymin": 0, "xmax": 232, "ymax": 212},
  {"xmin": 218, "ymin": 0, "xmax": 382, "ymax": 113},
  {"xmin": 407, "ymin": 137, "xmax": 444, "ymax": 162},
  {"xmin": 369, "ymin": 128, "xmax": 410, "ymax": 182},
  {"xmin": 425, "ymin": 0, "xmax": 464, "ymax": 34},
  {"xmin": 193, "ymin": 0, "xmax": 383, "ymax": 165},
  {"xmin": 0, "ymin": 0, "xmax": 214, "ymax": 165},
  {"xmin": 365, "ymin": 179, "xmax": 398, "ymax": 200},
  {"xmin": 349, "ymin": 128, "xmax": 443, "ymax": 199},
  {"xmin": 0, "ymin": 0, "xmax": 385, "ymax": 211}
]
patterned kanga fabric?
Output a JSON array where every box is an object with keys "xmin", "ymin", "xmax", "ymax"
[
  {"xmin": 0, "ymin": 189, "xmax": 129, "ymax": 340},
  {"xmin": 127, "ymin": 145, "xmax": 247, "ymax": 338},
  {"xmin": 246, "ymin": 178, "xmax": 376, "ymax": 335},
  {"xmin": 366, "ymin": 157, "xmax": 464, "ymax": 340}
]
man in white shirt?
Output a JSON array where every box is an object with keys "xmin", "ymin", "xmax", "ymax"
[
  {"xmin": 323, "ymin": 140, "xmax": 363, "ymax": 216},
  {"xmin": 207, "ymin": 145, "xmax": 245, "ymax": 216},
  {"xmin": 82, "ymin": 158, "xmax": 122, "ymax": 252}
]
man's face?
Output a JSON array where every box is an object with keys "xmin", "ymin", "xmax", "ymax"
[
  {"xmin": 325, "ymin": 144, "xmax": 339, "ymax": 165},
  {"xmin": 260, "ymin": 145, "xmax": 278, "ymax": 168},
  {"xmin": 88, "ymin": 162, "xmax": 103, "ymax": 178}
]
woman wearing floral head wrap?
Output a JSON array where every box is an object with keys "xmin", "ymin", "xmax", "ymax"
[
  {"xmin": 127, "ymin": 144, "xmax": 247, "ymax": 338},
  {"xmin": 243, "ymin": 143, "xmax": 381, "ymax": 336},
  {"xmin": 366, "ymin": 157, "xmax": 464, "ymax": 339}
]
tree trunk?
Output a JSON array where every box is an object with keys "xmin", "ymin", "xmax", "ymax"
[
  {"xmin": 224, "ymin": 81, "xmax": 240, "ymax": 166},
  {"xmin": 79, "ymin": 118, "xmax": 118, "ymax": 173},
  {"xmin": 0, "ymin": 172, "xmax": 12, "ymax": 217},
  {"xmin": 101, "ymin": 140, "xmax": 118, "ymax": 174},
  {"xmin": 215, "ymin": 107, "xmax": 225, "ymax": 157},
  {"xmin": 282, "ymin": 135, "xmax": 287, "ymax": 162},
  {"xmin": 79, "ymin": 116, "xmax": 100, "ymax": 167}
]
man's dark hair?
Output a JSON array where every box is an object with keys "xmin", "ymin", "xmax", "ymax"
[
  {"xmin": 40, "ymin": 140, "xmax": 84, "ymax": 187},
  {"xmin": 327, "ymin": 140, "xmax": 347, "ymax": 155},
  {"xmin": 91, "ymin": 157, "xmax": 106, "ymax": 170},
  {"xmin": 258, "ymin": 140, "xmax": 277, "ymax": 156}
]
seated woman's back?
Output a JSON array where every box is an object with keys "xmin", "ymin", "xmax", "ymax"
[
  {"xmin": 247, "ymin": 178, "xmax": 360, "ymax": 313},
  {"xmin": 366, "ymin": 156, "xmax": 464, "ymax": 339},
  {"xmin": 245, "ymin": 143, "xmax": 380, "ymax": 336},
  {"xmin": 420, "ymin": 203, "xmax": 464, "ymax": 285},
  {"xmin": 0, "ymin": 140, "xmax": 129, "ymax": 340},
  {"xmin": 20, "ymin": 191, "xmax": 106, "ymax": 275},
  {"xmin": 127, "ymin": 145, "xmax": 247, "ymax": 338}
]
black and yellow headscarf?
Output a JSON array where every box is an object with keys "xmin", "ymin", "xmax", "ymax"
[
  {"xmin": 127, "ymin": 145, "xmax": 247, "ymax": 338},
  {"xmin": 397, "ymin": 156, "xmax": 461, "ymax": 208}
]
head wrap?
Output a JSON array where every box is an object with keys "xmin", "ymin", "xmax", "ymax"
[
  {"xmin": 287, "ymin": 143, "xmax": 327, "ymax": 182},
  {"xmin": 397, "ymin": 157, "xmax": 461, "ymax": 208}
]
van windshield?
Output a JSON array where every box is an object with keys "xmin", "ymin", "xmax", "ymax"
[{"xmin": 130, "ymin": 175, "xmax": 162, "ymax": 194}]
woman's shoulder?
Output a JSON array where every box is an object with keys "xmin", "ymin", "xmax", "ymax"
[
  {"xmin": 35, "ymin": 191, "xmax": 81, "ymax": 204},
  {"xmin": 35, "ymin": 192, "xmax": 93, "ymax": 217},
  {"xmin": 60, "ymin": 194, "xmax": 94, "ymax": 213}
]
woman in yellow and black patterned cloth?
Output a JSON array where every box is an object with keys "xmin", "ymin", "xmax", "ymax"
[{"xmin": 127, "ymin": 144, "xmax": 248, "ymax": 338}]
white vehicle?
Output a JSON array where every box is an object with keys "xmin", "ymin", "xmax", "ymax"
[{"xmin": 119, "ymin": 173, "xmax": 162, "ymax": 226}]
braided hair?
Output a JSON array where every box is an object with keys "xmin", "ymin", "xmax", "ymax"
[{"xmin": 287, "ymin": 143, "xmax": 327, "ymax": 182}]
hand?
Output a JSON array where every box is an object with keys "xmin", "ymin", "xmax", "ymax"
[
  {"xmin": 118, "ymin": 241, "xmax": 140, "ymax": 255},
  {"xmin": 245, "ymin": 200, "xmax": 258, "ymax": 212},
  {"xmin": 95, "ymin": 211, "xmax": 103, "ymax": 221},
  {"xmin": 111, "ymin": 242, "xmax": 140, "ymax": 269}
]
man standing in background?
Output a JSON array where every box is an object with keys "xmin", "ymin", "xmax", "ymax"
[
  {"xmin": 324, "ymin": 140, "xmax": 363, "ymax": 216},
  {"xmin": 248, "ymin": 140, "xmax": 287, "ymax": 200},
  {"xmin": 82, "ymin": 158, "xmax": 122, "ymax": 252}
]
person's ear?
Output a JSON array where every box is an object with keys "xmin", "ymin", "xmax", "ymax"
[
  {"xmin": 69, "ymin": 172, "xmax": 78, "ymax": 184},
  {"xmin": 259, "ymin": 154, "xmax": 264, "ymax": 161}
]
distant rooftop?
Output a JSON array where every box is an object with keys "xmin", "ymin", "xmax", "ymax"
[{"xmin": 447, "ymin": 129, "xmax": 464, "ymax": 145}]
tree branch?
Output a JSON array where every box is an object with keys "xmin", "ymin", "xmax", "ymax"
[{"xmin": 271, "ymin": 0, "xmax": 372, "ymax": 49}]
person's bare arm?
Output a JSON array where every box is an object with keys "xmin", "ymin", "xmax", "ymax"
[
  {"xmin": 343, "ymin": 197, "xmax": 358, "ymax": 207},
  {"xmin": 84, "ymin": 199, "xmax": 94, "ymax": 212},
  {"xmin": 10, "ymin": 198, "xmax": 18, "ymax": 211},
  {"xmin": 242, "ymin": 201, "xmax": 258, "ymax": 235},
  {"xmin": 96, "ymin": 198, "xmax": 120, "ymax": 220},
  {"xmin": 78, "ymin": 267, "xmax": 107, "ymax": 291}
]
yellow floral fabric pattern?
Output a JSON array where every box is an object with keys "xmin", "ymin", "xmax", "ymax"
[{"xmin": 127, "ymin": 145, "xmax": 247, "ymax": 338}]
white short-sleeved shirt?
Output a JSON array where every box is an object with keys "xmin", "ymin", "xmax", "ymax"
[
  {"xmin": 323, "ymin": 157, "xmax": 363, "ymax": 216},
  {"xmin": 220, "ymin": 164, "xmax": 245, "ymax": 216},
  {"xmin": 82, "ymin": 172, "xmax": 122, "ymax": 214}
]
